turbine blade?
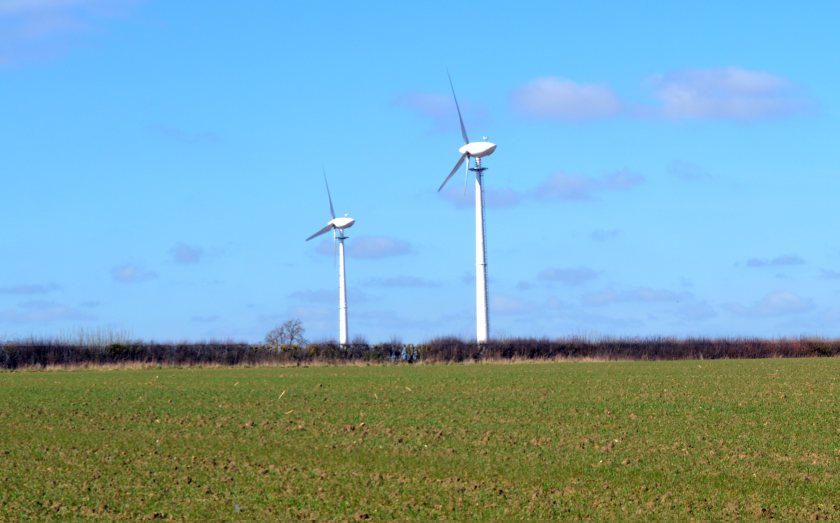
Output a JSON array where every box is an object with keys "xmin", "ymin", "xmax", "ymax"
[
  {"xmin": 306, "ymin": 224, "xmax": 333, "ymax": 242},
  {"xmin": 463, "ymin": 155, "xmax": 469, "ymax": 195},
  {"xmin": 447, "ymin": 70, "xmax": 470, "ymax": 145},
  {"xmin": 438, "ymin": 153, "xmax": 467, "ymax": 192},
  {"xmin": 323, "ymin": 169, "xmax": 336, "ymax": 220}
]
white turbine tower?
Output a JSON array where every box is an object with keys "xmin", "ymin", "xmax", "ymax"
[
  {"xmin": 306, "ymin": 172, "xmax": 355, "ymax": 346},
  {"xmin": 438, "ymin": 72, "xmax": 497, "ymax": 344}
]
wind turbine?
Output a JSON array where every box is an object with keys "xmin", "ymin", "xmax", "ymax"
[
  {"xmin": 306, "ymin": 172, "xmax": 355, "ymax": 346},
  {"xmin": 438, "ymin": 72, "xmax": 497, "ymax": 344}
]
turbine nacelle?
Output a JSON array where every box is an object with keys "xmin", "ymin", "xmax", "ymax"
[
  {"xmin": 330, "ymin": 216, "xmax": 355, "ymax": 230},
  {"xmin": 459, "ymin": 141, "xmax": 496, "ymax": 158},
  {"xmin": 305, "ymin": 172, "xmax": 356, "ymax": 242}
]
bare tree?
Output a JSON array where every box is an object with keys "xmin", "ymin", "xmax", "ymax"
[{"xmin": 265, "ymin": 319, "xmax": 307, "ymax": 350}]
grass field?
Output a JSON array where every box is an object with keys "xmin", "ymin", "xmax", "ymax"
[{"xmin": 1, "ymin": 359, "xmax": 838, "ymax": 520}]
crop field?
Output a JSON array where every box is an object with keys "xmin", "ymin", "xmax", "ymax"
[{"xmin": 1, "ymin": 358, "xmax": 838, "ymax": 520}]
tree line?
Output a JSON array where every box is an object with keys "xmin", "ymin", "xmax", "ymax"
[{"xmin": 2, "ymin": 336, "xmax": 840, "ymax": 370}]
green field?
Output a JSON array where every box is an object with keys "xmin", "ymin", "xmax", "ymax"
[{"xmin": 1, "ymin": 359, "xmax": 838, "ymax": 520}]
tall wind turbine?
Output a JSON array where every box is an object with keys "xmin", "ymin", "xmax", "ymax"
[
  {"xmin": 306, "ymin": 172, "xmax": 355, "ymax": 346},
  {"xmin": 438, "ymin": 72, "xmax": 497, "ymax": 344}
]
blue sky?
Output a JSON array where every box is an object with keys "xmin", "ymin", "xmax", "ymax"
[{"xmin": 3, "ymin": 1, "xmax": 840, "ymax": 343}]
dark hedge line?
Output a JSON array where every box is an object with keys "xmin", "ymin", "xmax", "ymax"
[{"xmin": 1, "ymin": 337, "xmax": 840, "ymax": 370}]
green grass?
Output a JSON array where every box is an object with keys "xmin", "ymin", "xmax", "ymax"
[{"xmin": 1, "ymin": 359, "xmax": 838, "ymax": 520}]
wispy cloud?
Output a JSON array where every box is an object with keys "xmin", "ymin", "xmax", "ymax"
[
  {"xmin": 724, "ymin": 291, "xmax": 814, "ymax": 317},
  {"xmin": 583, "ymin": 287, "xmax": 689, "ymax": 307},
  {"xmin": 111, "ymin": 264, "xmax": 156, "ymax": 283},
  {"xmin": 673, "ymin": 300, "xmax": 717, "ymax": 321},
  {"xmin": 365, "ymin": 276, "xmax": 440, "ymax": 288},
  {"xmin": 534, "ymin": 170, "xmax": 644, "ymax": 201},
  {"xmin": 512, "ymin": 77, "xmax": 621, "ymax": 121},
  {"xmin": 538, "ymin": 267, "xmax": 599, "ymax": 286},
  {"xmin": 0, "ymin": 0, "xmax": 140, "ymax": 66},
  {"xmin": 347, "ymin": 236, "xmax": 411, "ymax": 259},
  {"xmin": 0, "ymin": 300, "xmax": 95, "ymax": 323},
  {"xmin": 288, "ymin": 289, "xmax": 335, "ymax": 303},
  {"xmin": 439, "ymin": 170, "xmax": 643, "ymax": 210},
  {"xmin": 439, "ymin": 186, "xmax": 521, "ymax": 209},
  {"xmin": 490, "ymin": 294, "xmax": 533, "ymax": 316},
  {"xmin": 744, "ymin": 254, "xmax": 805, "ymax": 268},
  {"xmin": 314, "ymin": 240, "xmax": 337, "ymax": 257},
  {"xmin": 668, "ymin": 160, "xmax": 715, "ymax": 182},
  {"xmin": 393, "ymin": 91, "xmax": 488, "ymax": 132},
  {"xmin": 393, "ymin": 92, "xmax": 449, "ymax": 122},
  {"xmin": 511, "ymin": 67, "xmax": 806, "ymax": 123},
  {"xmin": 649, "ymin": 67, "xmax": 806, "ymax": 120},
  {"xmin": 590, "ymin": 229, "xmax": 621, "ymax": 242},
  {"xmin": 820, "ymin": 269, "xmax": 840, "ymax": 280},
  {"xmin": 169, "ymin": 242, "xmax": 204, "ymax": 264},
  {"xmin": 315, "ymin": 235, "xmax": 411, "ymax": 259},
  {"xmin": 0, "ymin": 1, "xmax": 118, "ymax": 14},
  {"xmin": 0, "ymin": 282, "xmax": 61, "ymax": 295}
]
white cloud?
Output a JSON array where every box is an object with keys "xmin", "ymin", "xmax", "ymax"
[
  {"xmin": 439, "ymin": 186, "xmax": 521, "ymax": 209},
  {"xmin": 725, "ymin": 291, "xmax": 814, "ymax": 317},
  {"xmin": 288, "ymin": 289, "xmax": 335, "ymax": 303},
  {"xmin": 534, "ymin": 173, "xmax": 597, "ymax": 201},
  {"xmin": 111, "ymin": 264, "xmax": 156, "ymax": 283},
  {"xmin": 393, "ymin": 92, "xmax": 450, "ymax": 120},
  {"xmin": 0, "ymin": 300, "xmax": 95, "ymax": 323},
  {"xmin": 365, "ymin": 276, "xmax": 440, "ymax": 288},
  {"xmin": 0, "ymin": 0, "xmax": 139, "ymax": 66},
  {"xmin": 511, "ymin": 68, "xmax": 806, "ymax": 123},
  {"xmin": 673, "ymin": 300, "xmax": 717, "ymax": 321},
  {"xmin": 440, "ymin": 170, "xmax": 643, "ymax": 209},
  {"xmin": 534, "ymin": 170, "xmax": 644, "ymax": 201},
  {"xmin": 745, "ymin": 254, "xmax": 805, "ymax": 268},
  {"xmin": 314, "ymin": 236, "xmax": 411, "ymax": 259},
  {"xmin": 0, "ymin": 282, "xmax": 61, "ymax": 295},
  {"xmin": 512, "ymin": 77, "xmax": 621, "ymax": 120},
  {"xmin": 590, "ymin": 229, "xmax": 620, "ymax": 242},
  {"xmin": 538, "ymin": 267, "xmax": 599, "ymax": 286},
  {"xmin": 649, "ymin": 67, "xmax": 804, "ymax": 120},
  {"xmin": 601, "ymin": 171, "xmax": 644, "ymax": 190},
  {"xmin": 170, "ymin": 242, "xmax": 204, "ymax": 264},
  {"xmin": 668, "ymin": 160, "xmax": 715, "ymax": 182},
  {"xmin": 349, "ymin": 236, "xmax": 411, "ymax": 259},
  {"xmin": 0, "ymin": 0, "xmax": 138, "ymax": 18},
  {"xmin": 583, "ymin": 287, "xmax": 689, "ymax": 307},
  {"xmin": 483, "ymin": 187, "xmax": 522, "ymax": 209},
  {"xmin": 490, "ymin": 294, "xmax": 532, "ymax": 315},
  {"xmin": 0, "ymin": 0, "xmax": 85, "ymax": 14},
  {"xmin": 393, "ymin": 91, "xmax": 488, "ymax": 132}
]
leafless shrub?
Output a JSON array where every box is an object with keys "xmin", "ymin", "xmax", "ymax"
[{"xmin": 265, "ymin": 319, "xmax": 307, "ymax": 350}]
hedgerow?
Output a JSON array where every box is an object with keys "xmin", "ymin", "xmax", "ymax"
[{"xmin": 2, "ymin": 336, "xmax": 839, "ymax": 369}]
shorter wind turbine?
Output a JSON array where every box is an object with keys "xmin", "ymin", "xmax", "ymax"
[
  {"xmin": 306, "ymin": 172, "xmax": 355, "ymax": 346},
  {"xmin": 437, "ymin": 72, "xmax": 497, "ymax": 344}
]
